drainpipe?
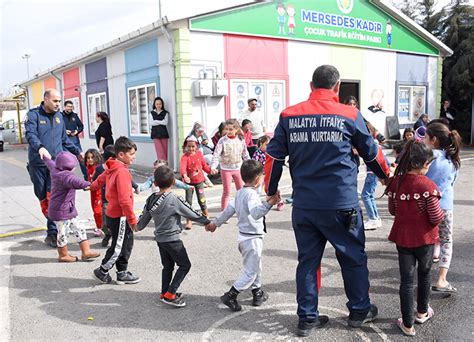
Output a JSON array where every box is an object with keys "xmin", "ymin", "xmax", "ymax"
[
  {"xmin": 160, "ymin": 17, "xmax": 179, "ymax": 171},
  {"xmin": 50, "ymin": 71, "xmax": 63, "ymax": 99}
]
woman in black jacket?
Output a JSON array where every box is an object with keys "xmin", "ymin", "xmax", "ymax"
[
  {"xmin": 94, "ymin": 112, "xmax": 114, "ymax": 153},
  {"xmin": 150, "ymin": 96, "xmax": 169, "ymax": 160}
]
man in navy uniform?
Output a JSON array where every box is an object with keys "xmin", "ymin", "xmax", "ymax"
[
  {"xmin": 25, "ymin": 89, "xmax": 83, "ymax": 247},
  {"xmin": 264, "ymin": 65, "xmax": 390, "ymax": 337},
  {"xmin": 62, "ymin": 100, "xmax": 87, "ymax": 179}
]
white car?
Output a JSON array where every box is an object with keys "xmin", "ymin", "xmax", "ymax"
[{"xmin": 0, "ymin": 119, "xmax": 25, "ymax": 148}]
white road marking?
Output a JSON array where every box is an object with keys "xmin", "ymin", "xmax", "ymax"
[{"xmin": 0, "ymin": 241, "xmax": 13, "ymax": 341}]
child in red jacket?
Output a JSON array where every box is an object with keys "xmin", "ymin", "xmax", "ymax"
[
  {"xmin": 385, "ymin": 140, "xmax": 444, "ymax": 336},
  {"xmin": 180, "ymin": 135, "xmax": 216, "ymax": 229},
  {"xmin": 85, "ymin": 148, "xmax": 104, "ymax": 237}
]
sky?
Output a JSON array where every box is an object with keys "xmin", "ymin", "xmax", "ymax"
[{"xmin": 0, "ymin": 0, "xmax": 454, "ymax": 96}]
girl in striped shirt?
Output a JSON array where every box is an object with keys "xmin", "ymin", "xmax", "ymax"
[{"xmin": 385, "ymin": 140, "xmax": 444, "ymax": 337}]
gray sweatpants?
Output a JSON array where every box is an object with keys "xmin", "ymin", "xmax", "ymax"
[{"xmin": 233, "ymin": 237, "xmax": 263, "ymax": 291}]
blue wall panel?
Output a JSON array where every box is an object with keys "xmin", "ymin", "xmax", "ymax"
[{"xmin": 125, "ymin": 39, "xmax": 159, "ymax": 86}]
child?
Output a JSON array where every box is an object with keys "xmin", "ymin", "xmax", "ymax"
[
  {"xmin": 138, "ymin": 159, "xmax": 192, "ymax": 194},
  {"xmin": 180, "ymin": 136, "xmax": 216, "ymax": 230},
  {"xmin": 206, "ymin": 160, "xmax": 280, "ymax": 311},
  {"xmin": 211, "ymin": 122, "xmax": 226, "ymax": 148},
  {"xmin": 92, "ymin": 145, "xmax": 115, "ymax": 247},
  {"xmin": 91, "ymin": 137, "xmax": 140, "ymax": 285},
  {"xmin": 85, "ymin": 148, "xmax": 104, "ymax": 237},
  {"xmin": 252, "ymin": 136, "xmax": 284, "ymax": 210},
  {"xmin": 242, "ymin": 119, "xmax": 256, "ymax": 157},
  {"xmin": 137, "ymin": 165, "xmax": 211, "ymax": 307},
  {"xmin": 43, "ymin": 152, "xmax": 100, "ymax": 262},
  {"xmin": 425, "ymin": 122, "xmax": 461, "ymax": 293},
  {"xmin": 385, "ymin": 140, "xmax": 444, "ymax": 336},
  {"xmin": 211, "ymin": 119, "xmax": 250, "ymax": 210},
  {"xmin": 403, "ymin": 128, "xmax": 415, "ymax": 142},
  {"xmin": 362, "ymin": 121, "xmax": 386, "ymax": 230}
]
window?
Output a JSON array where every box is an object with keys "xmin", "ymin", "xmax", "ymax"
[
  {"xmin": 128, "ymin": 83, "xmax": 156, "ymax": 136},
  {"xmin": 397, "ymin": 85, "xmax": 427, "ymax": 124},
  {"xmin": 87, "ymin": 92, "xmax": 107, "ymax": 134}
]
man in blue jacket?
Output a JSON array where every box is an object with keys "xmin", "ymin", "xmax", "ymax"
[
  {"xmin": 25, "ymin": 89, "xmax": 82, "ymax": 247},
  {"xmin": 62, "ymin": 100, "xmax": 87, "ymax": 179},
  {"xmin": 264, "ymin": 65, "xmax": 390, "ymax": 337}
]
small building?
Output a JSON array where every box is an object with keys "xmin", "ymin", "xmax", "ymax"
[{"xmin": 18, "ymin": 0, "xmax": 452, "ymax": 168}]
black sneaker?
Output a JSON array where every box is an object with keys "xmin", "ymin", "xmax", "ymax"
[
  {"xmin": 116, "ymin": 271, "xmax": 141, "ymax": 285},
  {"xmin": 101, "ymin": 234, "xmax": 111, "ymax": 247},
  {"xmin": 220, "ymin": 292, "xmax": 242, "ymax": 312},
  {"xmin": 348, "ymin": 304, "xmax": 378, "ymax": 328},
  {"xmin": 252, "ymin": 288, "xmax": 269, "ymax": 306},
  {"xmin": 93, "ymin": 267, "xmax": 112, "ymax": 284},
  {"xmin": 161, "ymin": 295, "xmax": 186, "ymax": 307},
  {"xmin": 44, "ymin": 235, "xmax": 57, "ymax": 248},
  {"xmin": 296, "ymin": 315, "xmax": 329, "ymax": 337}
]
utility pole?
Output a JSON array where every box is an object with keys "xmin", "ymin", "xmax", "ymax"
[{"xmin": 22, "ymin": 54, "xmax": 31, "ymax": 79}]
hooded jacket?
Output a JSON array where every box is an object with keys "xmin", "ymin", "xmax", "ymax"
[
  {"xmin": 137, "ymin": 191, "xmax": 210, "ymax": 242},
  {"xmin": 90, "ymin": 158, "xmax": 136, "ymax": 224},
  {"xmin": 43, "ymin": 152, "xmax": 90, "ymax": 221},
  {"xmin": 25, "ymin": 103, "xmax": 80, "ymax": 167}
]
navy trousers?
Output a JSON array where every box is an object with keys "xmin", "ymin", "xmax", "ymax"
[
  {"xmin": 27, "ymin": 164, "xmax": 57, "ymax": 236},
  {"xmin": 292, "ymin": 207, "xmax": 371, "ymax": 322}
]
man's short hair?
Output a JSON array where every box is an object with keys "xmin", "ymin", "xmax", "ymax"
[
  {"xmin": 43, "ymin": 88, "xmax": 59, "ymax": 99},
  {"xmin": 154, "ymin": 165, "xmax": 175, "ymax": 188},
  {"xmin": 248, "ymin": 98, "xmax": 257, "ymax": 104},
  {"xmin": 312, "ymin": 65, "xmax": 340, "ymax": 89},
  {"xmin": 240, "ymin": 159, "xmax": 264, "ymax": 183},
  {"xmin": 114, "ymin": 136, "xmax": 137, "ymax": 154},
  {"xmin": 64, "ymin": 100, "xmax": 73, "ymax": 106}
]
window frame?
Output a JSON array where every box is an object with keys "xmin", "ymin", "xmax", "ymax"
[
  {"xmin": 395, "ymin": 83, "xmax": 428, "ymax": 125},
  {"xmin": 87, "ymin": 92, "xmax": 107, "ymax": 136},
  {"xmin": 127, "ymin": 82, "xmax": 156, "ymax": 137}
]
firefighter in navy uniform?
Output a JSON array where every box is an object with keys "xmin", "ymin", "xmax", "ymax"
[
  {"xmin": 62, "ymin": 100, "xmax": 87, "ymax": 179},
  {"xmin": 264, "ymin": 65, "xmax": 390, "ymax": 337},
  {"xmin": 25, "ymin": 89, "xmax": 82, "ymax": 247}
]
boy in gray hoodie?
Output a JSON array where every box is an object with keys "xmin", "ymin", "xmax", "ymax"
[
  {"xmin": 137, "ymin": 165, "xmax": 210, "ymax": 307},
  {"xmin": 206, "ymin": 159, "xmax": 280, "ymax": 311}
]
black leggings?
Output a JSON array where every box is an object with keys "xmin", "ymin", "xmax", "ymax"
[
  {"xmin": 397, "ymin": 244, "xmax": 434, "ymax": 328},
  {"xmin": 185, "ymin": 182, "xmax": 207, "ymax": 211},
  {"xmin": 158, "ymin": 240, "xmax": 191, "ymax": 294}
]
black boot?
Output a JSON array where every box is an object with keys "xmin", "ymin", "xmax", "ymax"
[
  {"xmin": 252, "ymin": 288, "xmax": 269, "ymax": 306},
  {"xmin": 220, "ymin": 286, "xmax": 241, "ymax": 311}
]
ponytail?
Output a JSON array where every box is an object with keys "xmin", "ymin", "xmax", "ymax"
[{"xmin": 426, "ymin": 123, "xmax": 462, "ymax": 170}]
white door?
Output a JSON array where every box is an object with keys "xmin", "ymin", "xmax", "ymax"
[{"xmin": 230, "ymin": 79, "xmax": 286, "ymax": 133}]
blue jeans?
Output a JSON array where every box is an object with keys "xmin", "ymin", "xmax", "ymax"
[
  {"xmin": 361, "ymin": 173, "xmax": 379, "ymax": 220},
  {"xmin": 292, "ymin": 207, "xmax": 371, "ymax": 322}
]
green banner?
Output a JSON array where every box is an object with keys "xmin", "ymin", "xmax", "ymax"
[{"xmin": 190, "ymin": 0, "xmax": 438, "ymax": 56}]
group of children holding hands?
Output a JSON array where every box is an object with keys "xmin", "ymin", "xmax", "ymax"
[{"xmin": 42, "ymin": 115, "xmax": 461, "ymax": 336}]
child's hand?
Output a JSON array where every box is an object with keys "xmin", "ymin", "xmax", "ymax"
[
  {"xmin": 134, "ymin": 187, "xmax": 140, "ymax": 195},
  {"xmin": 211, "ymin": 169, "xmax": 218, "ymax": 175},
  {"xmin": 267, "ymin": 191, "xmax": 280, "ymax": 205},
  {"xmin": 83, "ymin": 186, "xmax": 90, "ymax": 191},
  {"xmin": 205, "ymin": 223, "xmax": 216, "ymax": 232},
  {"xmin": 183, "ymin": 175, "xmax": 191, "ymax": 183},
  {"xmin": 130, "ymin": 223, "xmax": 138, "ymax": 232}
]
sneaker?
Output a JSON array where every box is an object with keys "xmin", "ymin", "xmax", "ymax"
[
  {"xmin": 160, "ymin": 292, "xmax": 183, "ymax": 300},
  {"xmin": 101, "ymin": 234, "xmax": 111, "ymax": 247},
  {"xmin": 116, "ymin": 271, "xmax": 141, "ymax": 285},
  {"xmin": 375, "ymin": 217, "xmax": 382, "ymax": 228},
  {"xmin": 252, "ymin": 288, "xmax": 269, "ymax": 306},
  {"xmin": 397, "ymin": 318, "xmax": 416, "ymax": 336},
  {"xmin": 44, "ymin": 235, "xmax": 57, "ymax": 248},
  {"xmin": 277, "ymin": 202, "xmax": 285, "ymax": 211},
  {"xmin": 161, "ymin": 294, "xmax": 186, "ymax": 307},
  {"xmin": 221, "ymin": 292, "xmax": 242, "ymax": 312},
  {"xmin": 364, "ymin": 219, "xmax": 379, "ymax": 231},
  {"xmin": 348, "ymin": 304, "xmax": 378, "ymax": 328},
  {"xmin": 296, "ymin": 315, "xmax": 329, "ymax": 337},
  {"xmin": 94, "ymin": 228, "xmax": 103, "ymax": 237},
  {"xmin": 93, "ymin": 267, "xmax": 112, "ymax": 284},
  {"xmin": 285, "ymin": 198, "xmax": 293, "ymax": 204}
]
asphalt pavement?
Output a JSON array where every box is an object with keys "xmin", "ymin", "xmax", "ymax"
[{"xmin": 0, "ymin": 144, "xmax": 473, "ymax": 341}]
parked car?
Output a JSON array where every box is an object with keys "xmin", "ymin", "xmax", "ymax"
[
  {"xmin": 0, "ymin": 119, "xmax": 25, "ymax": 145},
  {"xmin": 0, "ymin": 125, "xmax": 4, "ymax": 152}
]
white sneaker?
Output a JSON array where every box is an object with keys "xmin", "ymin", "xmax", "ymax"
[
  {"xmin": 364, "ymin": 219, "xmax": 379, "ymax": 230},
  {"xmin": 375, "ymin": 217, "xmax": 382, "ymax": 228}
]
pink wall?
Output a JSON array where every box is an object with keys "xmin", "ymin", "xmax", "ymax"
[
  {"xmin": 63, "ymin": 68, "xmax": 82, "ymax": 119},
  {"xmin": 223, "ymin": 34, "xmax": 289, "ymax": 118}
]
